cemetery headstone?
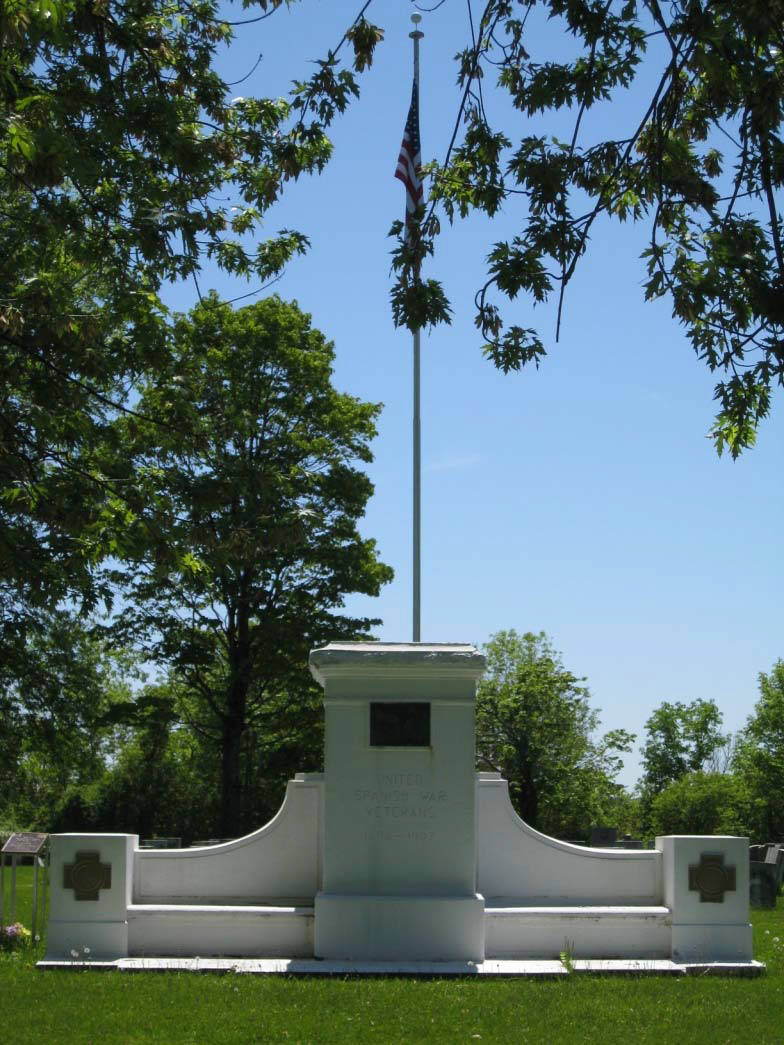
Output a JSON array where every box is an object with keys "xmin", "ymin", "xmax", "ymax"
[
  {"xmin": 590, "ymin": 826, "xmax": 618, "ymax": 847},
  {"xmin": 749, "ymin": 848, "xmax": 780, "ymax": 909},
  {"xmin": 766, "ymin": 846, "xmax": 784, "ymax": 890}
]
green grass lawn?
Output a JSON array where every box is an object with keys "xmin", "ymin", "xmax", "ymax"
[{"xmin": 2, "ymin": 867, "xmax": 783, "ymax": 1044}]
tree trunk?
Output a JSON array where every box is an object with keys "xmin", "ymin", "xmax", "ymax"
[
  {"xmin": 219, "ymin": 585, "xmax": 253, "ymax": 838},
  {"xmin": 219, "ymin": 713, "xmax": 245, "ymax": 838},
  {"xmin": 516, "ymin": 760, "xmax": 538, "ymax": 827}
]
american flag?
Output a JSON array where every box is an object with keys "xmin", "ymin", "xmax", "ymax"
[{"xmin": 395, "ymin": 77, "xmax": 424, "ymax": 223}]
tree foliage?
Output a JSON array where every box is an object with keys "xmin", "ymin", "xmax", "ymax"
[
  {"xmin": 476, "ymin": 629, "xmax": 634, "ymax": 838},
  {"xmin": 1, "ymin": 0, "xmax": 396, "ymax": 837},
  {"xmin": 53, "ymin": 681, "xmax": 221, "ymax": 842},
  {"xmin": 0, "ymin": 0, "xmax": 384, "ymax": 636},
  {"xmin": 391, "ymin": 0, "xmax": 784, "ymax": 455},
  {"xmin": 101, "ymin": 294, "xmax": 392, "ymax": 836},
  {"xmin": 648, "ymin": 770, "xmax": 751, "ymax": 837},
  {"xmin": 639, "ymin": 697, "xmax": 728, "ymax": 795},
  {"xmin": 734, "ymin": 660, "xmax": 784, "ymax": 840},
  {"xmin": 0, "ymin": 610, "xmax": 133, "ymax": 829}
]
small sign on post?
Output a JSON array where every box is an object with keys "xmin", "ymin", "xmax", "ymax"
[{"xmin": 1, "ymin": 833, "xmax": 49, "ymax": 943}]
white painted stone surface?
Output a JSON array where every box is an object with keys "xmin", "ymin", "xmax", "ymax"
[
  {"xmin": 46, "ymin": 833, "xmax": 136, "ymax": 960},
  {"xmin": 135, "ymin": 775, "xmax": 321, "ymax": 904},
  {"xmin": 311, "ymin": 644, "xmax": 484, "ymax": 898},
  {"xmin": 485, "ymin": 904, "xmax": 671, "ymax": 959},
  {"xmin": 310, "ymin": 643, "xmax": 486, "ymax": 960},
  {"xmin": 36, "ymin": 957, "xmax": 765, "ymax": 977},
  {"xmin": 315, "ymin": 894, "xmax": 485, "ymax": 961},
  {"xmin": 477, "ymin": 773, "xmax": 661, "ymax": 904},
  {"xmin": 40, "ymin": 644, "xmax": 758, "ymax": 969},
  {"xmin": 657, "ymin": 835, "xmax": 753, "ymax": 961},
  {"xmin": 128, "ymin": 904, "xmax": 313, "ymax": 958}
]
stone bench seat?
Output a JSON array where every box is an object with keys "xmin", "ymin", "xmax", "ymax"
[
  {"xmin": 124, "ymin": 900, "xmax": 749, "ymax": 964},
  {"xmin": 126, "ymin": 903, "xmax": 314, "ymax": 959},
  {"xmin": 128, "ymin": 903, "xmax": 315, "ymax": 913},
  {"xmin": 126, "ymin": 902, "xmax": 673, "ymax": 961},
  {"xmin": 484, "ymin": 903, "xmax": 670, "ymax": 914},
  {"xmin": 484, "ymin": 903, "xmax": 672, "ymax": 960}
]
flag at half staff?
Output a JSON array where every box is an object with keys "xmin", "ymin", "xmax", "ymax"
[{"xmin": 395, "ymin": 77, "xmax": 424, "ymax": 222}]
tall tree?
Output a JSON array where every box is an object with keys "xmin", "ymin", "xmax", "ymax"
[
  {"xmin": 639, "ymin": 698, "xmax": 728, "ymax": 794},
  {"xmin": 392, "ymin": 0, "xmax": 784, "ymax": 455},
  {"xmin": 476, "ymin": 629, "xmax": 634, "ymax": 838},
  {"xmin": 104, "ymin": 294, "xmax": 392, "ymax": 836},
  {"xmin": 734, "ymin": 660, "xmax": 784, "ymax": 840},
  {"xmin": 0, "ymin": 0, "xmax": 383, "ymax": 635}
]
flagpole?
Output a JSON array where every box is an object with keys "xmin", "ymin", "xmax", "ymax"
[{"xmin": 410, "ymin": 14, "xmax": 423, "ymax": 643}]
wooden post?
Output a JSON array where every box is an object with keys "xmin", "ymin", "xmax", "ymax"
[{"xmin": 32, "ymin": 854, "xmax": 39, "ymax": 941}]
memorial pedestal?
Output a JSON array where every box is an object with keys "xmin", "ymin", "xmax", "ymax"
[
  {"xmin": 309, "ymin": 643, "xmax": 486, "ymax": 962},
  {"xmin": 315, "ymin": 893, "xmax": 485, "ymax": 961}
]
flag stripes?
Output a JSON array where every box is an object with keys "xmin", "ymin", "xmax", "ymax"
[{"xmin": 395, "ymin": 77, "xmax": 423, "ymax": 221}]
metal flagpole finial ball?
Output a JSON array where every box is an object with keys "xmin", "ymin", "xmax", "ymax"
[{"xmin": 410, "ymin": 13, "xmax": 424, "ymax": 38}]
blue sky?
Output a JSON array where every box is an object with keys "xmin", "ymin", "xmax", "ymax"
[{"xmin": 165, "ymin": 1, "xmax": 784, "ymax": 785}]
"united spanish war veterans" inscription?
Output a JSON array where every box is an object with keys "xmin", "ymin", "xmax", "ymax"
[{"xmin": 352, "ymin": 772, "xmax": 449, "ymax": 843}]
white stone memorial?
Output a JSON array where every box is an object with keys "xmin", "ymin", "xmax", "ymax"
[
  {"xmin": 40, "ymin": 642, "xmax": 760, "ymax": 973},
  {"xmin": 312, "ymin": 643, "xmax": 485, "ymax": 960}
]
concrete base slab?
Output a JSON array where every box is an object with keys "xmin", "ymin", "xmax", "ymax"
[
  {"xmin": 36, "ymin": 957, "xmax": 766, "ymax": 977},
  {"xmin": 572, "ymin": 959, "xmax": 684, "ymax": 975},
  {"xmin": 568, "ymin": 959, "xmax": 765, "ymax": 977},
  {"xmin": 679, "ymin": 961, "xmax": 766, "ymax": 978}
]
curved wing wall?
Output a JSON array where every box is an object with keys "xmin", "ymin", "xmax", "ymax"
[
  {"xmin": 477, "ymin": 774, "xmax": 662, "ymax": 905},
  {"xmin": 134, "ymin": 775, "xmax": 323, "ymax": 905}
]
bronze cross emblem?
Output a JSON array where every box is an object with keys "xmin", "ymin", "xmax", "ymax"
[
  {"xmin": 63, "ymin": 851, "xmax": 112, "ymax": 901},
  {"xmin": 688, "ymin": 852, "xmax": 736, "ymax": 903}
]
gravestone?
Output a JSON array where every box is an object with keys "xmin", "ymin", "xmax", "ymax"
[
  {"xmin": 590, "ymin": 826, "xmax": 618, "ymax": 847},
  {"xmin": 310, "ymin": 642, "xmax": 486, "ymax": 961},
  {"xmin": 749, "ymin": 847, "xmax": 782, "ymax": 908},
  {"xmin": 771, "ymin": 846, "xmax": 784, "ymax": 882},
  {"xmin": 750, "ymin": 861, "xmax": 778, "ymax": 908}
]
